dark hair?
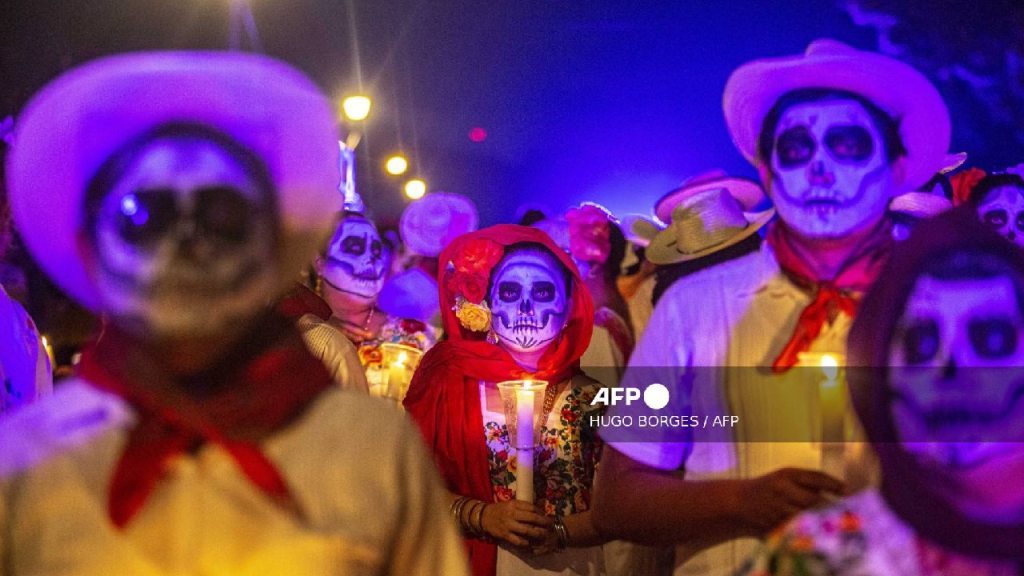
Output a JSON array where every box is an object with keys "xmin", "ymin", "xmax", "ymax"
[
  {"xmin": 601, "ymin": 220, "xmax": 627, "ymax": 282},
  {"xmin": 83, "ymin": 121, "xmax": 277, "ymax": 243},
  {"xmin": 517, "ymin": 209, "xmax": 549, "ymax": 227},
  {"xmin": 757, "ymin": 88, "xmax": 906, "ymax": 166},
  {"xmin": 967, "ymin": 173, "xmax": 1024, "ymax": 206},
  {"xmin": 652, "ymin": 233, "xmax": 762, "ymax": 305}
]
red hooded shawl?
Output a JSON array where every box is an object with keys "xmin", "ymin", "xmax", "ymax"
[{"xmin": 403, "ymin": 224, "xmax": 594, "ymax": 576}]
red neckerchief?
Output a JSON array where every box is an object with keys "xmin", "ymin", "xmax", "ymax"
[
  {"xmin": 767, "ymin": 220, "xmax": 892, "ymax": 373},
  {"xmin": 403, "ymin": 225, "xmax": 594, "ymax": 576},
  {"xmin": 78, "ymin": 313, "xmax": 332, "ymax": 528}
]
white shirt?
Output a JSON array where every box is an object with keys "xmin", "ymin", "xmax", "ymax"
[{"xmin": 0, "ymin": 379, "xmax": 468, "ymax": 575}]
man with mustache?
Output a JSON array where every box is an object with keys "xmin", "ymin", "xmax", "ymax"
[{"xmin": 592, "ymin": 39, "xmax": 952, "ymax": 575}]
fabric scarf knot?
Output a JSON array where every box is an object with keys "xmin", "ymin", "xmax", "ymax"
[
  {"xmin": 78, "ymin": 315, "xmax": 331, "ymax": 528},
  {"xmin": 767, "ymin": 220, "xmax": 892, "ymax": 373}
]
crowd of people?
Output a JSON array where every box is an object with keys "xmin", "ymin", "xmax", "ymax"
[{"xmin": 1, "ymin": 36, "xmax": 1022, "ymax": 576}]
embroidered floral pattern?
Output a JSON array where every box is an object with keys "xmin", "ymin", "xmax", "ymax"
[{"xmin": 483, "ymin": 381, "xmax": 605, "ymax": 517}]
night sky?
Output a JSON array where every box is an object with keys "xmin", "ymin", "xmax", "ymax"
[{"xmin": 2, "ymin": 0, "xmax": 1022, "ymax": 227}]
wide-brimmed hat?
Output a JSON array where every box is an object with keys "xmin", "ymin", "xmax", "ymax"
[
  {"xmin": 400, "ymin": 191, "xmax": 479, "ymax": 257},
  {"xmin": 723, "ymin": 38, "xmax": 950, "ymax": 193},
  {"xmin": 654, "ymin": 169, "xmax": 766, "ymax": 224},
  {"xmin": 6, "ymin": 51, "xmax": 340, "ymax": 311},
  {"xmin": 619, "ymin": 214, "xmax": 663, "ymax": 247},
  {"xmin": 378, "ymin": 267, "xmax": 439, "ymax": 322},
  {"xmin": 646, "ymin": 187, "xmax": 774, "ymax": 265}
]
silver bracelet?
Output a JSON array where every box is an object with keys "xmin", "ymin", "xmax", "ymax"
[{"xmin": 554, "ymin": 518, "xmax": 569, "ymax": 549}]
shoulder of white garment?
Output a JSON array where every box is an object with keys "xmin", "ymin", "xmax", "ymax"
[
  {"xmin": 661, "ymin": 241, "xmax": 779, "ymax": 305},
  {"xmin": 0, "ymin": 378, "xmax": 133, "ymax": 476}
]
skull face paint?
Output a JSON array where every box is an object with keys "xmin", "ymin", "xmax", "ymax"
[
  {"xmin": 320, "ymin": 217, "xmax": 386, "ymax": 304},
  {"xmin": 488, "ymin": 248, "xmax": 569, "ymax": 355},
  {"xmin": 768, "ymin": 99, "xmax": 895, "ymax": 239},
  {"xmin": 889, "ymin": 274, "xmax": 1024, "ymax": 523},
  {"xmin": 90, "ymin": 134, "xmax": 278, "ymax": 338},
  {"xmin": 977, "ymin": 185, "xmax": 1024, "ymax": 248}
]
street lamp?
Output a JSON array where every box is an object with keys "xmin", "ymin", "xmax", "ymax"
[
  {"xmin": 404, "ymin": 178, "xmax": 427, "ymax": 200},
  {"xmin": 342, "ymin": 95, "xmax": 372, "ymax": 122},
  {"xmin": 385, "ymin": 154, "xmax": 409, "ymax": 176}
]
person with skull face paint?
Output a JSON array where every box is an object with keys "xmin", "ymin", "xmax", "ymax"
[
  {"xmin": 969, "ymin": 173, "xmax": 1024, "ymax": 250},
  {"xmin": 592, "ymin": 39, "xmax": 952, "ymax": 575},
  {"xmin": 404, "ymin": 225, "xmax": 611, "ymax": 576},
  {"xmin": 739, "ymin": 206, "xmax": 1024, "ymax": 575},
  {"xmin": 314, "ymin": 211, "xmax": 437, "ymax": 392},
  {"xmin": 0, "ymin": 52, "xmax": 467, "ymax": 574}
]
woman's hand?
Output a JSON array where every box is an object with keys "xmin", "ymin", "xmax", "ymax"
[{"xmin": 480, "ymin": 500, "xmax": 553, "ymax": 547}]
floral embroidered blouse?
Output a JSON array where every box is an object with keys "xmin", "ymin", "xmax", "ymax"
[
  {"xmin": 479, "ymin": 374, "xmax": 605, "ymax": 516},
  {"xmin": 738, "ymin": 489, "xmax": 1019, "ymax": 576}
]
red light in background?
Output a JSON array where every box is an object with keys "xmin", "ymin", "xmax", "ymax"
[{"xmin": 468, "ymin": 127, "xmax": 487, "ymax": 142}]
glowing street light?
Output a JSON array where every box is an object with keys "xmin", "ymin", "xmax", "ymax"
[
  {"xmin": 385, "ymin": 154, "xmax": 409, "ymax": 176},
  {"xmin": 404, "ymin": 178, "xmax": 427, "ymax": 200},
  {"xmin": 342, "ymin": 95, "xmax": 372, "ymax": 122}
]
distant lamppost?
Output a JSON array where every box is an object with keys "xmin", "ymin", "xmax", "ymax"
[
  {"xmin": 404, "ymin": 178, "xmax": 427, "ymax": 200},
  {"xmin": 385, "ymin": 154, "xmax": 409, "ymax": 176}
]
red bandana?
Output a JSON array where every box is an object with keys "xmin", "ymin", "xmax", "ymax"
[
  {"xmin": 767, "ymin": 220, "xmax": 892, "ymax": 372},
  {"xmin": 78, "ymin": 314, "xmax": 332, "ymax": 528},
  {"xmin": 403, "ymin": 224, "xmax": 594, "ymax": 576}
]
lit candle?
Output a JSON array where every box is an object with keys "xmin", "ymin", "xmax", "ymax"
[
  {"xmin": 818, "ymin": 353, "xmax": 846, "ymax": 479},
  {"xmin": 515, "ymin": 381, "xmax": 536, "ymax": 503},
  {"xmin": 386, "ymin": 350, "xmax": 409, "ymax": 400}
]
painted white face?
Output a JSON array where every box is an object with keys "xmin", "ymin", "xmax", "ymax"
[
  {"xmin": 889, "ymin": 275, "xmax": 1024, "ymax": 523},
  {"xmin": 977, "ymin": 185, "xmax": 1024, "ymax": 248},
  {"xmin": 320, "ymin": 217, "xmax": 386, "ymax": 304},
  {"xmin": 768, "ymin": 99, "xmax": 895, "ymax": 239},
  {"xmin": 91, "ymin": 137, "xmax": 278, "ymax": 338},
  {"xmin": 489, "ymin": 249, "xmax": 569, "ymax": 354}
]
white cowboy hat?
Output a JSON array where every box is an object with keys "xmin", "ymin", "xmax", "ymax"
[
  {"xmin": 723, "ymin": 38, "xmax": 951, "ymax": 193},
  {"xmin": 654, "ymin": 169, "xmax": 766, "ymax": 224},
  {"xmin": 6, "ymin": 51, "xmax": 340, "ymax": 311},
  {"xmin": 646, "ymin": 187, "xmax": 774, "ymax": 265},
  {"xmin": 400, "ymin": 191, "xmax": 479, "ymax": 257}
]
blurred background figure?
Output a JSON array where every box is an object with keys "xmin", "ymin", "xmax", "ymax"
[{"xmin": 0, "ymin": 132, "xmax": 52, "ymax": 417}]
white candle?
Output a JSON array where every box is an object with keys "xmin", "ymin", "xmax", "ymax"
[
  {"xmin": 386, "ymin": 351, "xmax": 409, "ymax": 400},
  {"xmin": 515, "ymin": 384, "xmax": 535, "ymax": 502},
  {"xmin": 818, "ymin": 354, "xmax": 845, "ymax": 479}
]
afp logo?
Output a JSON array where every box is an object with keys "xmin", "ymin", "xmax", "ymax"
[{"xmin": 591, "ymin": 383, "xmax": 670, "ymax": 410}]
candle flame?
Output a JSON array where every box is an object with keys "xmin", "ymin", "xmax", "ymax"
[{"xmin": 820, "ymin": 354, "xmax": 839, "ymax": 382}]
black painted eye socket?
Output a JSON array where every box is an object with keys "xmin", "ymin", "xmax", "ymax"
[
  {"xmin": 341, "ymin": 235, "xmax": 367, "ymax": 256},
  {"xmin": 115, "ymin": 186, "xmax": 257, "ymax": 247},
  {"xmin": 115, "ymin": 189, "xmax": 178, "ymax": 247},
  {"xmin": 982, "ymin": 209, "xmax": 1009, "ymax": 229},
  {"xmin": 1015, "ymin": 212, "xmax": 1024, "ymax": 233},
  {"xmin": 900, "ymin": 319, "xmax": 941, "ymax": 365},
  {"xmin": 531, "ymin": 281, "xmax": 557, "ymax": 303},
  {"xmin": 824, "ymin": 125, "xmax": 874, "ymax": 162},
  {"xmin": 498, "ymin": 281, "xmax": 522, "ymax": 302},
  {"xmin": 193, "ymin": 186, "xmax": 254, "ymax": 244},
  {"xmin": 969, "ymin": 318, "xmax": 1018, "ymax": 359},
  {"xmin": 370, "ymin": 239, "xmax": 383, "ymax": 258},
  {"xmin": 775, "ymin": 126, "xmax": 815, "ymax": 168}
]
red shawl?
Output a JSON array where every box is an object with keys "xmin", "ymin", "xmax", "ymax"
[
  {"xmin": 403, "ymin": 224, "xmax": 594, "ymax": 576},
  {"xmin": 767, "ymin": 219, "xmax": 892, "ymax": 372},
  {"xmin": 78, "ymin": 313, "xmax": 332, "ymax": 528}
]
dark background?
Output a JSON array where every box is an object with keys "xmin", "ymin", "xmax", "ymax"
[
  {"xmin": 4, "ymin": 0, "xmax": 1022, "ymax": 226},
  {"xmin": 2, "ymin": 0, "xmax": 1023, "ymax": 348}
]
